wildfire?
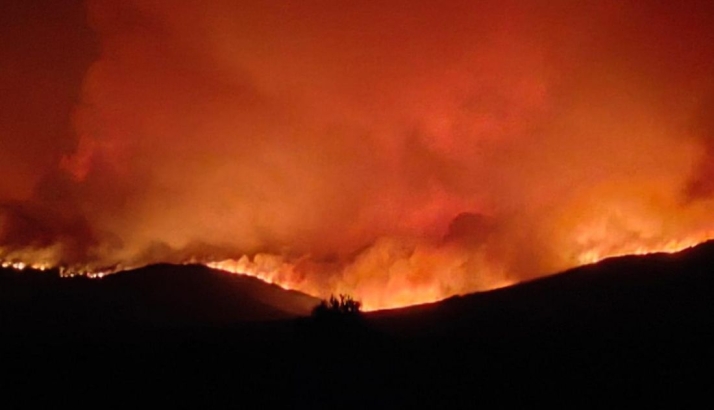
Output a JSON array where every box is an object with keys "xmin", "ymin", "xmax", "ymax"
[
  {"xmin": 0, "ymin": 253, "xmax": 119, "ymax": 279},
  {"xmin": 2, "ymin": 231, "xmax": 712, "ymax": 312},
  {"xmin": 203, "ymin": 189, "xmax": 714, "ymax": 311},
  {"xmin": 3, "ymin": 212, "xmax": 713, "ymax": 312},
  {"xmin": 205, "ymin": 231, "xmax": 713, "ymax": 312},
  {"xmin": 206, "ymin": 255, "xmax": 304, "ymax": 291},
  {"xmin": 574, "ymin": 236, "xmax": 710, "ymax": 266},
  {"xmin": 207, "ymin": 256, "xmax": 465, "ymax": 311},
  {"xmin": 1, "ymin": 260, "xmax": 51, "ymax": 271}
]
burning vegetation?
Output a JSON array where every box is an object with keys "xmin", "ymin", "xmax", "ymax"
[{"xmin": 2, "ymin": 1, "xmax": 714, "ymax": 311}]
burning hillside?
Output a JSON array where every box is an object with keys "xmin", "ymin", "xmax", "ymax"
[{"xmin": 2, "ymin": 1, "xmax": 714, "ymax": 310}]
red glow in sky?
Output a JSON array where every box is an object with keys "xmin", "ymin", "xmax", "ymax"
[{"xmin": 2, "ymin": 1, "xmax": 714, "ymax": 308}]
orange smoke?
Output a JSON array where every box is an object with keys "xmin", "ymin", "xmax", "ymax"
[
  {"xmin": 2, "ymin": 1, "xmax": 714, "ymax": 311},
  {"xmin": 207, "ymin": 221, "xmax": 714, "ymax": 311}
]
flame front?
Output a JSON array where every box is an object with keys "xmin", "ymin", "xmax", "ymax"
[
  {"xmin": 206, "ymin": 202, "xmax": 714, "ymax": 311},
  {"xmin": 3, "ymin": 1, "xmax": 714, "ymax": 313},
  {"xmin": 3, "ymin": 208, "xmax": 713, "ymax": 312},
  {"xmin": 203, "ymin": 185, "xmax": 714, "ymax": 311},
  {"xmin": 207, "ymin": 236, "xmax": 713, "ymax": 312}
]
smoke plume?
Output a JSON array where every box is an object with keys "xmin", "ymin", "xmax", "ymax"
[{"xmin": 3, "ymin": 0, "xmax": 714, "ymax": 308}]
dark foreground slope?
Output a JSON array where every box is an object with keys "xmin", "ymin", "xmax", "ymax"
[
  {"xmin": 0, "ymin": 263, "xmax": 319, "ymax": 338},
  {"xmin": 3, "ymin": 242, "xmax": 714, "ymax": 406}
]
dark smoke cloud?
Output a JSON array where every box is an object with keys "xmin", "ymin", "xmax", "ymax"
[
  {"xmin": 2, "ymin": 0, "xmax": 714, "ymax": 305},
  {"xmin": 0, "ymin": 0, "xmax": 97, "ymax": 265}
]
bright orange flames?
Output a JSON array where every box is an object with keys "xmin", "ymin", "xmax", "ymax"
[
  {"xmin": 3, "ymin": 192, "xmax": 714, "ymax": 312},
  {"xmin": 200, "ymin": 188, "xmax": 714, "ymax": 311},
  {"xmin": 206, "ymin": 254, "xmax": 517, "ymax": 311},
  {"xmin": 574, "ymin": 237, "xmax": 710, "ymax": 266},
  {"xmin": 3, "ymin": 0, "xmax": 714, "ymax": 316},
  {"xmin": 2, "ymin": 228, "xmax": 712, "ymax": 312},
  {"xmin": 206, "ymin": 231, "xmax": 713, "ymax": 312}
]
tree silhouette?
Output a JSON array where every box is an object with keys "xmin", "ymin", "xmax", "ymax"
[{"xmin": 311, "ymin": 294, "xmax": 362, "ymax": 321}]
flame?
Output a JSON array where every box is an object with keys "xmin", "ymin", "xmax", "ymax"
[
  {"xmin": 205, "ymin": 250, "xmax": 516, "ymax": 311},
  {"xmin": 205, "ymin": 219, "xmax": 714, "ymax": 312},
  {"xmin": 203, "ymin": 188, "xmax": 714, "ymax": 311},
  {"xmin": 206, "ymin": 255, "xmax": 304, "ymax": 291},
  {"xmin": 2, "ymin": 228, "xmax": 711, "ymax": 311},
  {"xmin": 0, "ymin": 260, "xmax": 50, "ymax": 271},
  {"xmin": 4, "ymin": 0, "xmax": 714, "ymax": 317},
  {"xmin": 574, "ymin": 237, "xmax": 708, "ymax": 266},
  {"xmin": 555, "ymin": 187, "xmax": 714, "ymax": 267},
  {"xmin": 3, "ymin": 192, "xmax": 714, "ymax": 312}
]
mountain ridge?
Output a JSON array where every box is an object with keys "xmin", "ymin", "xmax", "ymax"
[
  {"xmin": 3, "ymin": 240, "xmax": 714, "ymax": 404},
  {"xmin": 0, "ymin": 262, "xmax": 320, "ymax": 338}
]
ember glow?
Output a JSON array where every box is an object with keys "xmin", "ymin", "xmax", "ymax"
[
  {"xmin": 2, "ymin": 1, "xmax": 714, "ymax": 311},
  {"xmin": 207, "ymin": 230, "xmax": 713, "ymax": 311}
]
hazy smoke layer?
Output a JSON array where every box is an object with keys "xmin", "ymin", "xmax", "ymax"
[{"xmin": 2, "ymin": 1, "xmax": 714, "ymax": 307}]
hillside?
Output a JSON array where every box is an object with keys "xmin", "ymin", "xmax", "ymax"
[
  {"xmin": 370, "ymin": 240, "xmax": 714, "ymax": 339},
  {"xmin": 0, "ymin": 263, "xmax": 319, "ymax": 339},
  {"xmin": 3, "ymin": 241, "xmax": 714, "ymax": 405}
]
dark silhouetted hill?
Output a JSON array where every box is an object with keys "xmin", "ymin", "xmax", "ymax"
[
  {"xmin": 0, "ymin": 263, "xmax": 318, "ymax": 340},
  {"xmin": 370, "ymin": 240, "xmax": 714, "ymax": 340},
  {"xmin": 3, "ymin": 241, "xmax": 714, "ymax": 405}
]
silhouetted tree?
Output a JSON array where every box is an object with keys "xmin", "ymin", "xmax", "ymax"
[{"xmin": 311, "ymin": 294, "xmax": 362, "ymax": 322}]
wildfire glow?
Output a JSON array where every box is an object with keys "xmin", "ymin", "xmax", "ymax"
[
  {"xmin": 2, "ymin": 2, "xmax": 714, "ymax": 313},
  {"xmin": 574, "ymin": 237, "xmax": 710, "ymax": 266},
  {"xmin": 206, "ymin": 230, "xmax": 714, "ymax": 312},
  {"xmin": 3, "ymin": 226, "xmax": 713, "ymax": 311}
]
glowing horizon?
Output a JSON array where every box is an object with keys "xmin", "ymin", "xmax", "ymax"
[
  {"xmin": 4, "ymin": 232, "xmax": 712, "ymax": 311},
  {"xmin": 2, "ymin": 1, "xmax": 714, "ymax": 311}
]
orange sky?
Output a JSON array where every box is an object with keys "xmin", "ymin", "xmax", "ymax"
[{"xmin": 2, "ymin": 1, "xmax": 714, "ymax": 305}]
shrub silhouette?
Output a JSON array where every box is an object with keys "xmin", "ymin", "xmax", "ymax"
[{"xmin": 311, "ymin": 294, "xmax": 362, "ymax": 321}]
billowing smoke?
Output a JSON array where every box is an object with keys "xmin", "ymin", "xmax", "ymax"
[{"xmin": 3, "ymin": 0, "xmax": 714, "ymax": 308}]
